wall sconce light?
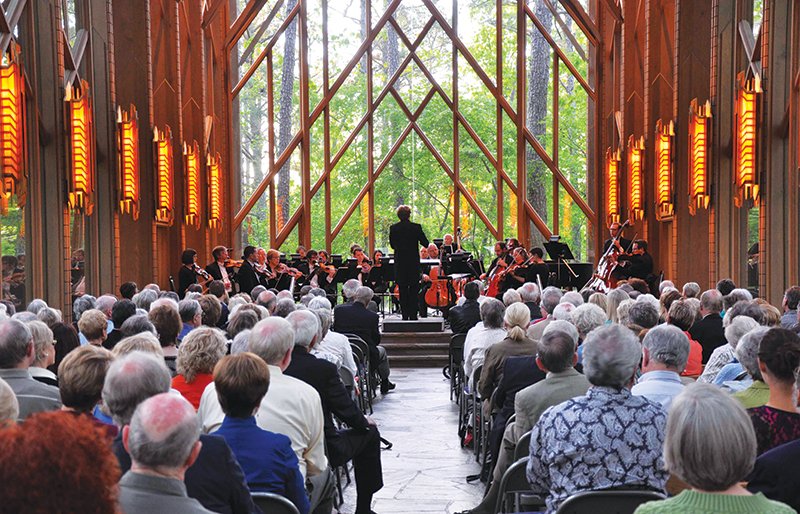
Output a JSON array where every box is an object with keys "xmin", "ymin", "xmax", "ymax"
[
  {"xmin": 207, "ymin": 152, "xmax": 222, "ymax": 231},
  {"xmin": 688, "ymin": 99, "xmax": 711, "ymax": 215},
  {"xmin": 0, "ymin": 43, "xmax": 24, "ymax": 215},
  {"xmin": 734, "ymin": 72, "xmax": 761, "ymax": 207},
  {"xmin": 655, "ymin": 119, "xmax": 675, "ymax": 220},
  {"xmin": 116, "ymin": 105, "xmax": 139, "ymax": 219},
  {"xmin": 627, "ymin": 135, "xmax": 645, "ymax": 221},
  {"xmin": 65, "ymin": 79, "xmax": 95, "ymax": 215},
  {"xmin": 183, "ymin": 141, "xmax": 201, "ymax": 228},
  {"xmin": 605, "ymin": 147, "xmax": 621, "ymax": 224},
  {"xmin": 153, "ymin": 126, "xmax": 174, "ymax": 225}
]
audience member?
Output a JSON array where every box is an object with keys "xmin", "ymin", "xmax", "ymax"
[
  {"xmin": 312, "ymin": 307, "xmax": 358, "ymax": 377},
  {"xmin": 526, "ymin": 324, "xmax": 668, "ymax": 512},
  {"xmin": 106, "ymin": 299, "xmax": 136, "ymax": 350},
  {"xmin": 120, "ymin": 281, "xmax": 138, "ymax": 300},
  {"xmin": 274, "ymin": 297, "xmax": 297, "ymax": 318},
  {"xmin": 132, "ymin": 289, "xmax": 157, "ymax": 311},
  {"xmin": 148, "ymin": 304, "xmax": 181, "ymax": 375},
  {"xmin": 587, "ymin": 291, "xmax": 607, "ymax": 312},
  {"xmin": 697, "ymin": 315, "xmax": 758, "ymax": 383},
  {"xmin": 682, "ymin": 281, "xmax": 701, "ymax": 299},
  {"xmin": 463, "ymin": 298, "xmax": 506, "ymax": 391},
  {"xmin": 112, "ymin": 333, "xmax": 164, "ymax": 357},
  {"xmin": 178, "ymin": 298, "xmax": 203, "ymax": 342},
  {"xmin": 748, "ymin": 328, "xmax": 800, "ymax": 455},
  {"xmin": 197, "ymin": 294, "xmax": 222, "ymax": 328},
  {"xmin": 605, "ymin": 288, "xmax": 630, "ymax": 324},
  {"xmin": 449, "ymin": 281, "xmax": 482, "ymax": 335},
  {"xmin": 78, "ymin": 308, "xmax": 108, "ymax": 347},
  {"xmin": 666, "ymin": 300, "xmax": 703, "ymax": 376},
  {"xmin": 570, "ymin": 303, "xmax": 606, "ymax": 342},
  {"xmin": 35, "ymin": 306, "xmax": 61, "ymax": 328},
  {"xmin": 632, "ymin": 324, "xmax": 689, "ymax": 409},
  {"xmin": 26, "ymin": 320, "xmax": 57, "ymax": 387},
  {"xmin": 478, "ymin": 303, "xmax": 535, "ymax": 400},
  {"xmin": 689, "ymin": 289, "xmax": 726, "ymax": 362},
  {"xmin": 748, "ymin": 439, "xmax": 800, "ymax": 512},
  {"xmin": 120, "ymin": 314, "xmax": 157, "ymax": 338},
  {"xmin": 780, "ymin": 286, "xmax": 800, "ymax": 329},
  {"xmin": 213, "ymin": 352, "xmax": 309, "ymax": 514},
  {"xmin": 502, "ymin": 288, "xmax": 522, "ymax": 306},
  {"xmin": 716, "ymin": 278, "xmax": 736, "ymax": 297},
  {"xmin": 634, "ymin": 384, "xmax": 793, "ymax": 514},
  {"xmin": 226, "ymin": 309, "xmax": 259, "ymax": 340},
  {"xmin": 731, "ymin": 327, "xmax": 771, "ymax": 406},
  {"xmin": 173, "ymin": 327, "xmax": 227, "ymax": 409},
  {"xmin": 528, "ymin": 286, "xmax": 563, "ymax": 340},
  {"xmin": 0, "ymin": 376, "xmax": 18, "ymax": 424}
]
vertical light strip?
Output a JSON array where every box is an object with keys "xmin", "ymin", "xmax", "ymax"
[
  {"xmin": 606, "ymin": 147, "xmax": 621, "ymax": 224},
  {"xmin": 627, "ymin": 135, "xmax": 645, "ymax": 221},
  {"xmin": 65, "ymin": 79, "xmax": 94, "ymax": 215},
  {"xmin": 116, "ymin": 105, "xmax": 140, "ymax": 219},
  {"xmin": 0, "ymin": 43, "xmax": 24, "ymax": 214},
  {"xmin": 734, "ymin": 72, "xmax": 761, "ymax": 207},
  {"xmin": 688, "ymin": 98, "xmax": 711, "ymax": 215},
  {"xmin": 207, "ymin": 152, "xmax": 222, "ymax": 231},
  {"xmin": 153, "ymin": 126, "xmax": 174, "ymax": 225},
  {"xmin": 655, "ymin": 119, "xmax": 675, "ymax": 220},
  {"xmin": 183, "ymin": 141, "xmax": 201, "ymax": 228}
]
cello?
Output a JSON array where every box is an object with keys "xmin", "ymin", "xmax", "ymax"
[
  {"xmin": 584, "ymin": 219, "xmax": 631, "ymax": 292},
  {"xmin": 425, "ymin": 262, "xmax": 455, "ymax": 309}
]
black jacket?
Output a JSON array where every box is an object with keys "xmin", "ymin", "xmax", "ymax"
[
  {"xmin": 617, "ymin": 252, "xmax": 653, "ymax": 280},
  {"xmin": 234, "ymin": 260, "xmax": 264, "ymax": 297},
  {"xmin": 448, "ymin": 299, "xmax": 482, "ymax": 335},
  {"xmin": 113, "ymin": 432, "xmax": 258, "ymax": 514},
  {"xmin": 177, "ymin": 266, "xmax": 197, "ymax": 298},
  {"xmin": 689, "ymin": 313, "xmax": 726, "ymax": 363},
  {"xmin": 748, "ymin": 438, "xmax": 800, "ymax": 511},
  {"xmin": 389, "ymin": 219, "xmax": 429, "ymax": 282},
  {"xmin": 333, "ymin": 302, "xmax": 381, "ymax": 363}
]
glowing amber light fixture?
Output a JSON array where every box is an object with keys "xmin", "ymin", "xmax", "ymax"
[
  {"xmin": 153, "ymin": 126, "xmax": 174, "ymax": 225},
  {"xmin": 605, "ymin": 147, "xmax": 621, "ymax": 225},
  {"xmin": 183, "ymin": 141, "xmax": 201, "ymax": 228},
  {"xmin": 207, "ymin": 152, "xmax": 222, "ymax": 231},
  {"xmin": 116, "ymin": 105, "xmax": 140, "ymax": 219},
  {"xmin": 734, "ymin": 73, "xmax": 761, "ymax": 207},
  {"xmin": 627, "ymin": 135, "xmax": 645, "ymax": 221},
  {"xmin": 688, "ymin": 99, "xmax": 711, "ymax": 215},
  {"xmin": 0, "ymin": 43, "xmax": 24, "ymax": 213},
  {"xmin": 65, "ymin": 79, "xmax": 95, "ymax": 215},
  {"xmin": 655, "ymin": 120, "xmax": 675, "ymax": 220}
]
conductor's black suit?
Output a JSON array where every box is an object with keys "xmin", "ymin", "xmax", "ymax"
[{"xmin": 389, "ymin": 219, "xmax": 429, "ymax": 320}]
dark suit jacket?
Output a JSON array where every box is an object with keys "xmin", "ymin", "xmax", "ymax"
[
  {"xmin": 235, "ymin": 260, "xmax": 264, "ymax": 297},
  {"xmin": 205, "ymin": 261, "xmax": 224, "ymax": 281},
  {"xmin": 603, "ymin": 237, "xmax": 632, "ymax": 254},
  {"xmin": 617, "ymin": 252, "xmax": 653, "ymax": 279},
  {"xmin": 449, "ymin": 299, "xmax": 481, "ymax": 335},
  {"xmin": 689, "ymin": 313, "xmax": 726, "ymax": 363},
  {"xmin": 285, "ymin": 347, "xmax": 369, "ymax": 440},
  {"xmin": 389, "ymin": 219, "xmax": 429, "ymax": 282},
  {"xmin": 493, "ymin": 356, "xmax": 546, "ymax": 423},
  {"xmin": 333, "ymin": 302, "xmax": 381, "ymax": 362},
  {"xmin": 177, "ymin": 266, "xmax": 197, "ymax": 298},
  {"xmin": 525, "ymin": 263, "xmax": 550, "ymax": 288},
  {"xmin": 747, "ymin": 438, "xmax": 800, "ymax": 511},
  {"xmin": 113, "ymin": 432, "xmax": 258, "ymax": 514}
]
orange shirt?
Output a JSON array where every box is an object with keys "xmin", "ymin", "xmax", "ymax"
[
  {"xmin": 681, "ymin": 331, "xmax": 704, "ymax": 377},
  {"xmin": 171, "ymin": 373, "xmax": 214, "ymax": 410}
]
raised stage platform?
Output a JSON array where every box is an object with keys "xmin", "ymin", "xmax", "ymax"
[{"xmin": 380, "ymin": 317, "xmax": 451, "ymax": 368}]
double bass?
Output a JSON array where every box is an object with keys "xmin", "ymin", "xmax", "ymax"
[{"xmin": 584, "ymin": 219, "xmax": 631, "ymax": 292}]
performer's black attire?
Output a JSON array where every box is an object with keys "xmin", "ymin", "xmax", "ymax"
[
  {"xmin": 389, "ymin": 219, "xmax": 429, "ymax": 320},
  {"xmin": 525, "ymin": 262, "xmax": 550, "ymax": 287},
  {"xmin": 616, "ymin": 251, "xmax": 654, "ymax": 280},
  {"xmin": 235, "ymin": 260, "xmax": 266, "ymax": 296},
  {"xmin": 602, "ymin": 237, "xmax": 632, "ymax": 255},
  {"xmin": 177, "ymin": 265, "xmax": 197, "ymax": 298}
]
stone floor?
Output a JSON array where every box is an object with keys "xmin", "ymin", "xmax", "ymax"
[{"xmin": 339, "ymin": 368, "xmax": 484, "ymax": 514}]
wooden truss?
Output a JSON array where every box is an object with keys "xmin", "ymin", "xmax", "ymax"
[{"xmin": 228, "ymin": 0, "xmax": 599, "ymax": 252}]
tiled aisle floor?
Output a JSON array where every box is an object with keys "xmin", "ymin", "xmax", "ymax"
[{"xmin": 340, "ymin": 368, "xmax": 484, "ymax": 514}]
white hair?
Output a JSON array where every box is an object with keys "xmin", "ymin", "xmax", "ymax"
[
  {"xmin": 582, "ymin": 324, "xmax": 641, "ymax": 387},
  {"xmin": 286, "ymin": 310, "xmax": 320, "ymax": 348},
  {"xmin": 571, "ymin": 303, "xmax": 607, "ymax": 339},
  {"xmin": 552, "ymin": 302, "xmax": 574, "ymax": 321},
  {"xmin": 560, "ymin": 291, "xmax": 584, "ymax": 307}
]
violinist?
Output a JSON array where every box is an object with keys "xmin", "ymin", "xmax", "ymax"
[
  {"xmin": 525, "ymin": 247, "xmax": 550, "ymax": 286},
  {"xmin": 506, "ymin": 238, "xmax": 520, "ymax": 251},
  {"xmin": 235, "ymin": 246, "xmax": 266, "ymax": 297},
  {"xmin": 178, "ymin": 248, "xmax": 210, "ymax": 298},
  {"xmin": 265, "ymin": 248, "xmax": 301, "ymax": 291},
  {"xmin": 316, "ymin": 250, "xmax": 339, "ymax": 303},
  {"xmin": 350, "ymin": 244, "xmax": 372, "ymax": 282},
  {"xmin": 501, "ymin": 247, "xmax": 530, "ymax": 291},
  {"xmin": 365, "ymin": 249, "xmax": 389, "ymax": 294},
  {"xmin": 616, "ymin": 239, "xmax": 653, "ymax": 280},
  {"xmin": 205, "ymin": 246, "xmax": 235, "ymax": 294}
]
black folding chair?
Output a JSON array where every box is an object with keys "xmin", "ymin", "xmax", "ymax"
[
  {"xmin": 555, "ymin": 489, "xmax": 665, "ymax": 514},
  {"xmin": 494, "ymin": 457, "xmax": 545, "ymax": 513},
  {"xmin": 448, "ymin": 333, "xmax": 467, "ymax": 402},
  {"xmin": 251, "ymin": 492, "xmax": 300, "ymax": 514},
  {"xmin": 513, "ymin": 430, "xmax": 531, "ymax": 462}
]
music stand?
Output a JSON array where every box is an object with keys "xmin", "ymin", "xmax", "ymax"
[{"xmin": 543, "ymin": 240, "xmax": 579, "ymax": 287}]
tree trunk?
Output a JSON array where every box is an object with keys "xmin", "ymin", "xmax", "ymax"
[
  {"xmin": 526, "ymin": 2, "xmax": 552, "ymax": 229},
  {"xmin": 276, "ymin": 0, "xmax": 298, "ymax": 227}
]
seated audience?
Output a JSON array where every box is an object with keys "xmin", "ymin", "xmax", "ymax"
[
  {"xmin": 682, "ymin": 281, "xmax": 701, "ymax": 299},
  {"xmin": 478, "ymin": 302, "xmax": 535, "ymax": 400},
  {"xmin": 119, "ymin": 393, "xmax": 215, "ymax": 514},
  {"xmin": 148, "ymin": 303, "xmax": 182, "ymax": 375},
  {"xmin": 627, "ymin": 300, "xmax": 660, "ymax": 332},
  {"xmin": 632, "ymin": 324, "xmax": 689, "ymax": 409},
  {"xmin": 748, "ymin": 439, "xmax": 800, "ymax": 511},
  {"xmin": 311, "ymin": 307, "xmax": 358, "ymax": 377},
  {"xmin": 0, "ymin": 376, "xmax": 18, "ymax": 424},
  {"xmin": 0, "ymin": 319, "xmax": 60, "ymax": 420},
  {"xmin": 112, "ymin": 333, "xmax": 163, "ymax": 357},
  {"xmin": 464, "ymin": 298, "xmax": 506, "ymax": 391},
  {"xmin": 587, "ymin": 291, "xmax": 607, "ymax": 313},
  {"xmin": 449, "ymin": 281, "xmax": 482, "ymax": 335},
  {"xmin": 780, "ymin": 286, "xmax": 800, "ymax": 329},
  {"xmin": 748, "ymin": 328, "xmax": 800, "ymax": 455},
  {"xmin": 526, "ymin": 324, "xmax": 668, "ymax": 512},
  {"xmin": 730, "ymin": 327, "xmax": 771, "ymax": 406},
  {"xmin": 177, "ymin": 298, "xmax": 202, "ymax": 342},
  {"xmin": 226, "ymin": 309, "xmax": 259, "ymax": 340},
  {"xmin": 214, "ymin": 352, "xmax": 310, "ymax": 513},
  {"xmin": 519, "ymin": 282, "xmax": 542, "ymax": 321},
  {"xmin": 605, "ymin": 288, "xmax": 630, "ymax": 324},
  {"xmin": 120, "ymin": 314, "xmax": 156, "ymax": 338},
  {"xmin": 58, "ymin": 344, "xmax": 116, "ymax": 432},
  {"xmin": 0, "ymin": 412, "xmax": 120, "ymax": 512},
  {"xmin": 26, "ymin": 320, "xmax": 58, "ymax": 386},
  {"xmin": 634, "ymin": 384, "xmax": 794, "ymax": 514},
  {"xmin": 104, "ymin": 351, "xmax": 257, "ymax": 514},
  {"xmin": 78, "ymin": 308, "xmax": 109, "ymax": 347},
  {"xmin": 197, "ymin": 294, "xmax": 222, "ymax": 328},
  {"xmin": 698, "ymin": 316, "xmax": 759, "ymax": 383},
  {"xmin": 173, "ymin": 327, "xmax": 227, "ymax": 409},
  {"xmin": 665, "ymin": 300, "xmax": 703, "ymax": 376},
  {"xmin": 273, "ymin": 297, "xmax": 297, "ymax": 318},
  {"xmin": 570, "ymin": 303, "xmax": 606, "ymax": 342},
  {"xmin": 106, "ymin": 299, "xmax": 137, "ymax": 350},
  {"xmin": 528, "ymin": 286, "xmax": 564, "ymax": 340}
]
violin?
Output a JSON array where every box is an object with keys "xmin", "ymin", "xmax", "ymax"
[
  {"xmin": 224, "ymin": 259, "xmax": 244, "ymax": 268},
  {"xmin": 192, "ymin": 263, "xmax": 212, "ymax": 280},
  {"xmin": 277, "ymin": 263, "xmax": 304, "ymax": 279}
]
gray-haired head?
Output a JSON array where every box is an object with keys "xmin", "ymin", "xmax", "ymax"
[
  {"xmin": 127, "ymin": 393, "xmax": 200, "ymax": 471},
  {"xmin": 120, "ymin": 314, "xmax": 157, "ymax": 338},
  {"xmin": 150, "ymin": 297, "xmax": 179, "ymax": 314},
  {"xmin": 73, "ymin": 295, "xmax": 97, "ymax": 321},
  {"xmin": 102, "ymin": 351, "xmax": 172, "ymax": 426},
  {"xmin": 502, "ymin": 289, "xmax": 522, "ymax": 306},
  {"xmin": 552, "ymin": 302, "xmax": 574, "ymax": 322},
  {"xmin": 353, "ymin": 286, "xmax": 374, "ymax": 307},
  {"xmin": 724, "ymin": 288, "xmax": 753, "ymax": 311},
  {"xmin": 735, "ymin": 326, "xmax": 769, "ymax": 381},
  {"xmin": 560, "ymin": 291, "xmax": 584, "ymax": 307},
  {"xmin": 256, "ymin": 290, "xmax": 277, "ymax": 313},
  {"xmin": 480, "ymin": 298, "xmax": 505, "ymax": 330},
  {"xmin": 299, "ymin": 294, "xmax": 314, "ymax": 307},
  {"xmin": 518, "ymin": 283, "xmax": 540, "ymax": 304},
  {"xmin": 178, "ymin": 299, "xmax": 202, "ymax": 324},
  {"xmin": 0, "ymin": 319, "xmax": 32, "ymax": 369},
  {"xmin": 342, "ymin": 279, "xmax": 361, "ymax": 301},
  {"xmin": 315, "ymin": 308, "xmax": 332, "ymax": 339},
  {"xmin": 96, "ymin": 295, "xmax": 118, "ymax": 317},
  {"xmin": 11, "ymin": 311, "xmax": 36, "ymax": 323},
  {"xmin": 682, "ymin": 282, "xmax": 701, "ymax": 299},
  {"xmin": 723, "ymin": 300, "xmax": 764, "ymax": 327},
  {"xmin": 699, "ymin": 289, "xmax": 723, "ymax": 314},
  {"xmin": 606, "ymin": 289, "xmax": 631, "ymax": 323},
  {"xmin": 132, "ymin": 289, "xmax": 157, "ymax": 311},
  {"xmin": 628, "ymin": 301, "xmax": 660, "ymax": 329},
  {"xmin": 286, "ymin": 310, "xmax": 320, "ymax": 349},
  {"xmin": 308, "ymin": 296, "xmax": 332, "ymax": 311},
  {"xmin": 642, "ymin": 324, "xmax": 690, "ymax": 371},
  {"xmin": 0, "ymin": 376, "xmax": 18, "ymax": 423},
  {"xmin": 582, "ymin": 324, "xmax": 641, "ymax": 388},
  {"xmin": 571, "ymin": 303, "xmax": 606, "ymax": 339},
  {"xmin": 667, "ymin": 300, "xmax": 697, "ymax": 331},
  {"xmin": 724, "ymin": 315, "xmax": 759, "ymax": 349},
  {"xmin": 273, "ymin": 298, "xmax": 297, "ymax": 318},
  {"xmin": 665, "ymin": 383, "xmax": 756, "ymax": 491},
  {"xmin": 616, "ymin": 299, "xmax": 635, "ymax": 325},
  {"xmin": 659, "ymin": 280, "xmax": 676, "ymax": 294},
  {"xmin": 250, "ymin": 285, "xmax": 267, "ymax": 301},
  {"xmin": 504, "ymin": 302, "xmax": 531, "ymax": 340},
  {"xmin": 36, "ymin": 307, "xmax": 62, "ymax": 328},
  {"xmin": 26, "ymin": 299, "xmax": 49, "ymax": 315},
  {"xmin": 230, "ymin": 329, "xmax": 251, "ymax": 355},
  {"xmin": 248, "ymin": 317, "xmax": 295, "ymax": 366},
  {"xmin": 542, "ymin": 320, "xmax": 579, "ymax": 348},
  {"xmin": 541, "ymin": 287, "xmax": 563, "ymax": 315},
  {"xmin": 538, "ymin": 330, "xmax": 576, "ymax": 373}
]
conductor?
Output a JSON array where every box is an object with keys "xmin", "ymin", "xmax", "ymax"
[{"xmin": 389, "ymin": 205, "xmax": 429, "ymax": 320}]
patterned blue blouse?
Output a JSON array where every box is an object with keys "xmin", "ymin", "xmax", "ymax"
[{"xmin": 526, "ymin": 386, "xmax": 668, "ymax": 513}]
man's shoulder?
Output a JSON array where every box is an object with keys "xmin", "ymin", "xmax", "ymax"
[
  {"xmin": 13, "ymin": 374, "xmax": 61, "ymax": 399},
  {"xmin": 272, "ymin": 370, "xmax": 323, "ymax": 401}
]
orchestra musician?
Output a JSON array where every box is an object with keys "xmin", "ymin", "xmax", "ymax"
[
  {"xmin": 365, "ymin": 250, "xmax": 389, "ymax": 294},
  {"xmin": 389, "ymin": 205, "xmax": 430, "ymax": 321},
  {"xmin": 440, "ymin": 233, "xmax": 455, "ymax": 256},
  {"xmin": 525, "ymin": 247, "xmax": 550, "ymax": 286},
  {"xmin": 205, "ymin": 246, "xmax": 235, "ymax": 294},
  {"xmin": 316, "ymin": 250, "xmax": 338, "ymax": 302},
  {"xmin": 350, "ymin": 244, "xmax": 372, "ymax": 283},
  {"xmin": 615, "ymin": 239, "xmax": 654, "ymax": 281},
  {"xmin": 506, "ymin": 238, "xmax": 520, "ymax": 251},
  {"xmin": 419, "ymin": 246, "xmax": 429, "ymax": 259},
  {"xmin": 234, "ymin": 246, "xmax": 266, "ymax": 296},
  {"xmin": 603, "ymin": 221, "xmax": 632, "ymax": 255},
  {"xmin": 264, "ymin": 248, "xmax": 300, "ymax": 291},
  {"xmin": 481, "ymin": 241, "xmax": 512, "ymax": 280},
  {"xmin": 501, "ymin": 247, "xmax": 530, "ymax": 291},
  {"xmin": 177, "ymin": 248, "xmax": 210, "ymax": 298}
]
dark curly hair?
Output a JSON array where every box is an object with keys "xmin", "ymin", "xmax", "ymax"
[
  {"xmin": 758, "ymin": 328, "xmax": 800, "ymax": 383},
  {"xmin": 0, "ymin": 411, "xmax": 120, "ymax": 513}
]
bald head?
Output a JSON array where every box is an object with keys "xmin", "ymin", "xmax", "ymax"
[
  {"xmin": 102, "ymin": 351, "xmax": 171, "ymax": 426},
  {"xmin": 248, "ymin": 317, "xmax": 295, "ymax": 366},
  {"xmin": 256, "ymin": 290, "xmax": 277, "ymax": 314},
  {"xmin": 126, "ymin": 393, "xmax": 200, "ymax": 473},
  {"xmin": 0, "ymin": 319, "xmax": 32, "ymax": 369}
]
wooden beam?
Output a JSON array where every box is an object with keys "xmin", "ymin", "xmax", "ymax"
[
  {"xmin": 543, "ymin": 0, "xmax": 587, "ymax": 62},
  {"xmin": 238, "ymin": 0, "xmax": 284, "ymax": 66},
  {"xmin": 224, "ymin": 0, "xmax": 270, "ymax": 49},
  {"xmin": 559, "ymin": 0, "xmax": 600, "ymax": 46}
]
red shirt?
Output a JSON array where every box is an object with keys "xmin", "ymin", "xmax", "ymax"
[
  {"xmin": 680, "ymin": 331, "xmax": 704, "ymax": 377},
  {"xmin": 171, "ymin": 373, "xmax": 214, "ymax": 410}
]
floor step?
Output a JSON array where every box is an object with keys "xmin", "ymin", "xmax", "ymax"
[
  {"xmin": 389, "ymin": 354, "xmax": 449, "ymax": 368},
  {"xmin": 380, "ymin": 331, "xmax": 453, "ymax": 368}
]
